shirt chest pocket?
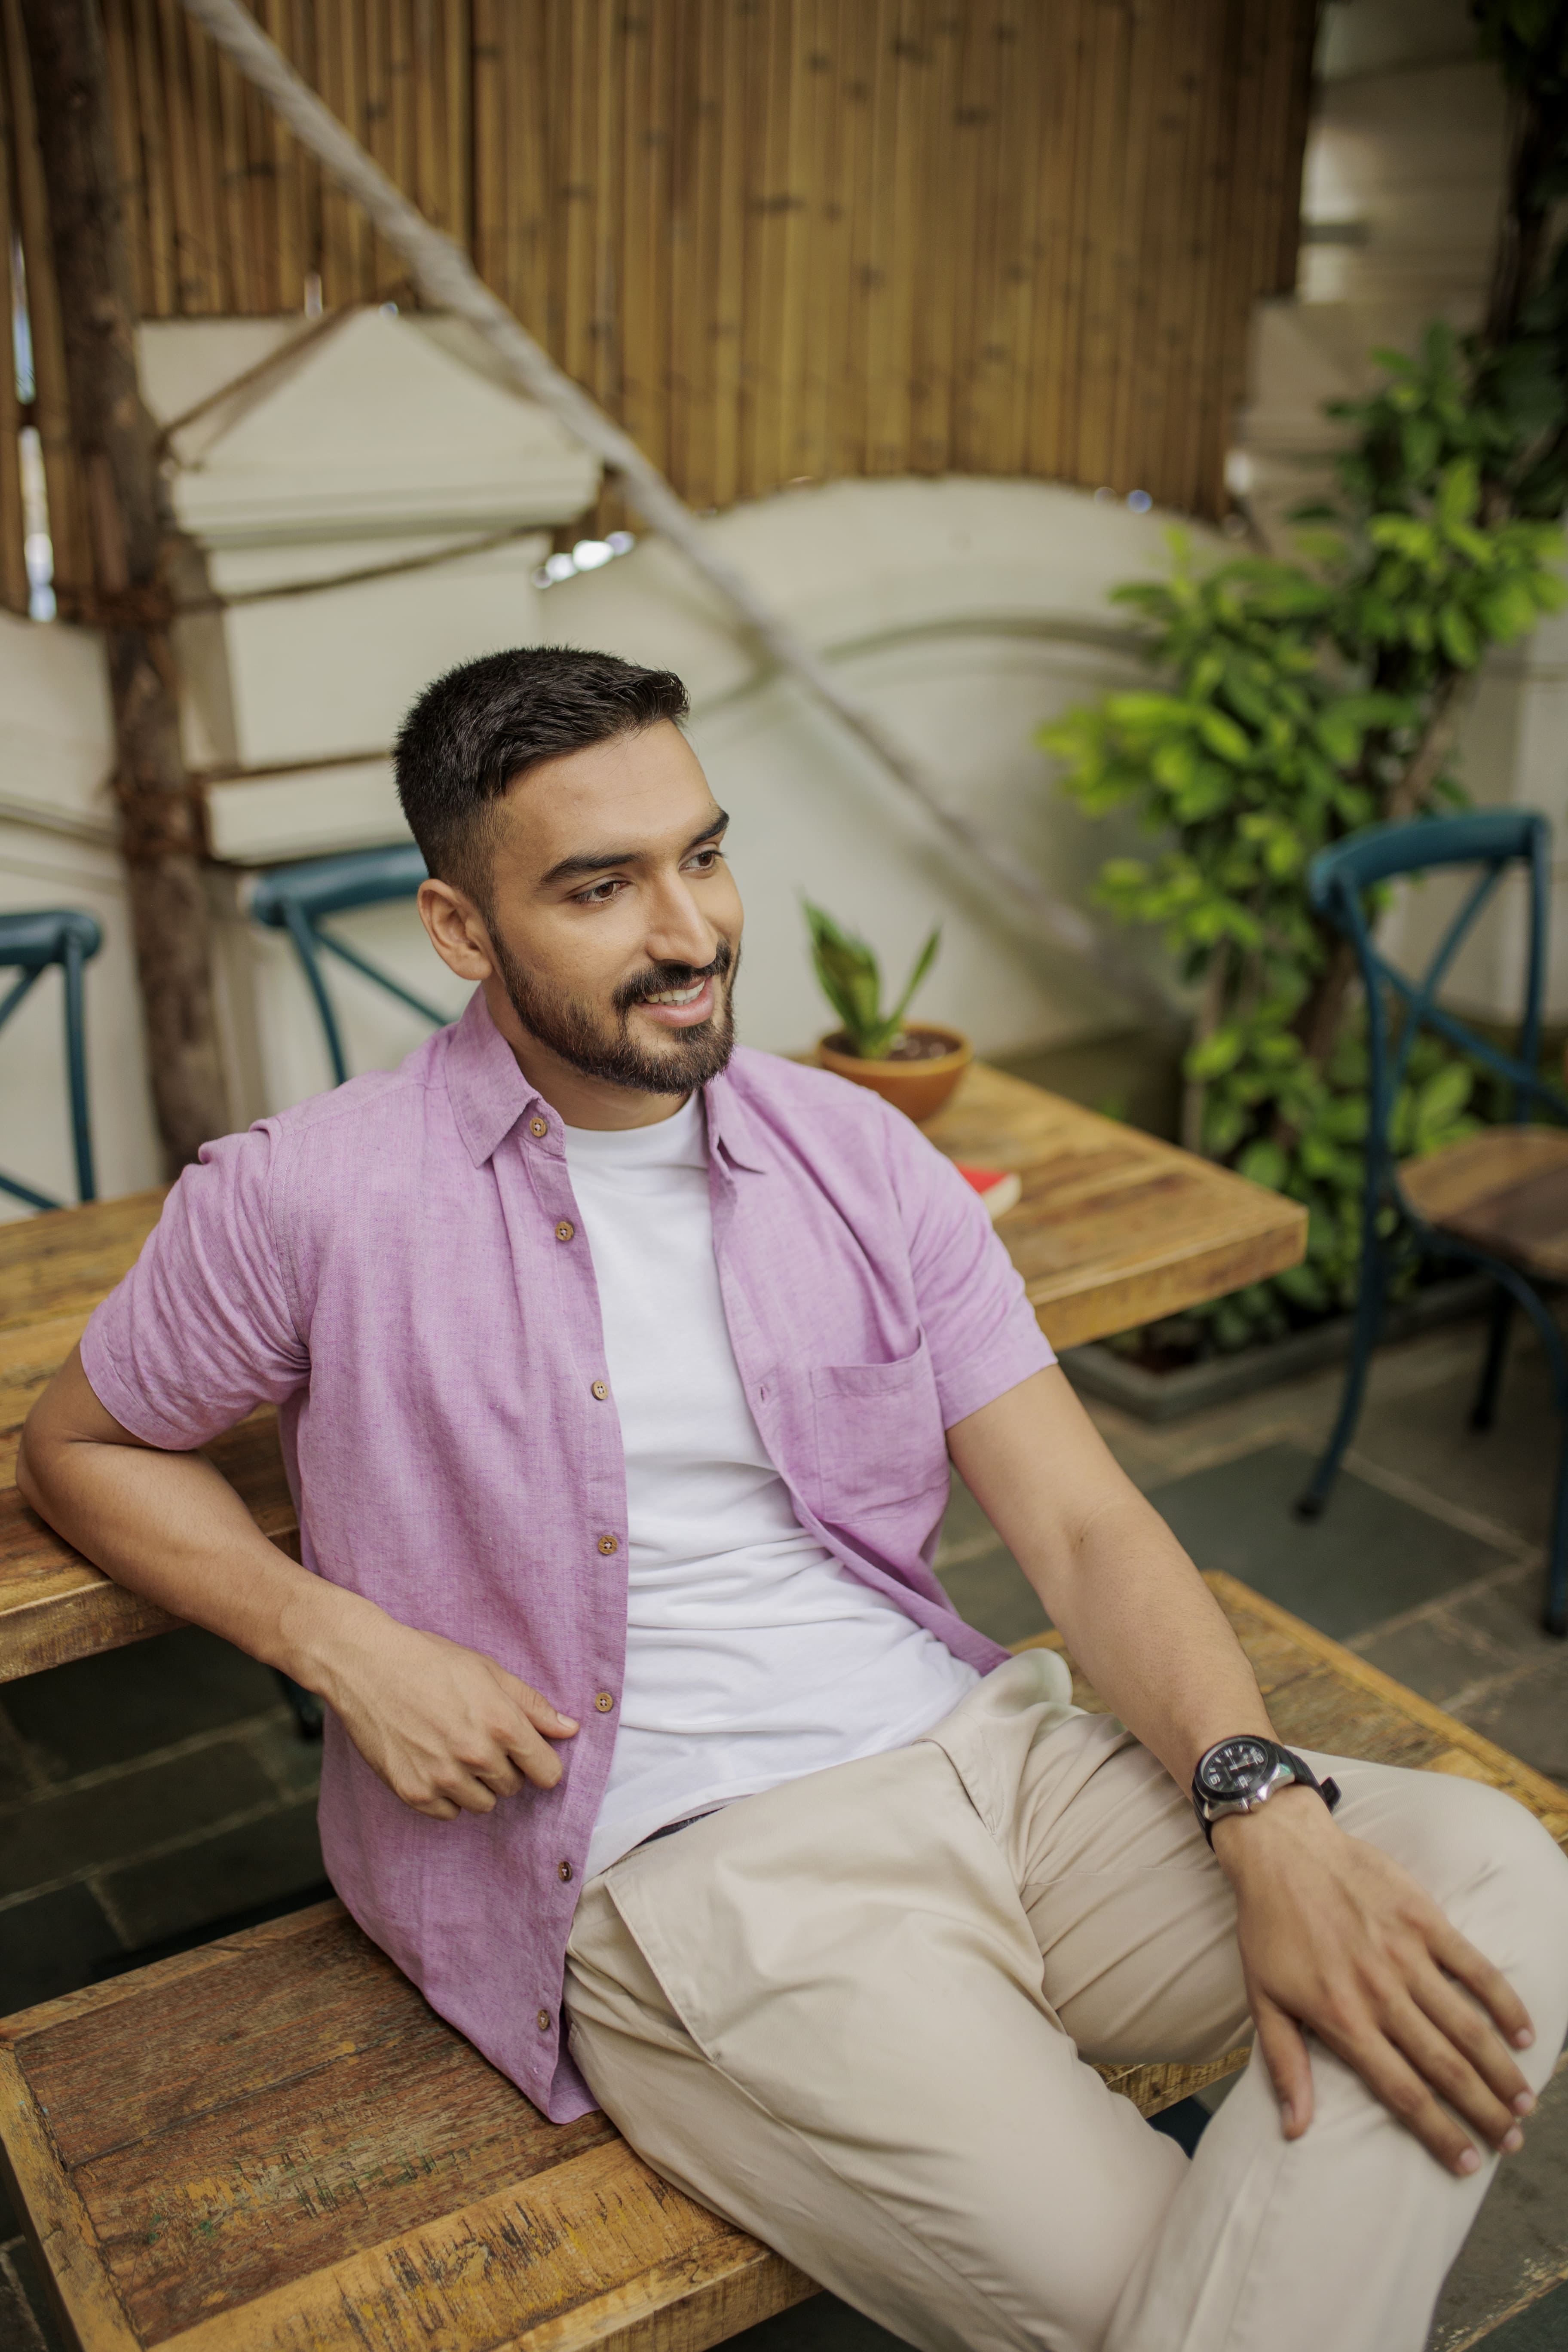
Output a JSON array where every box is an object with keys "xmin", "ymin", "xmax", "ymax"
[{"xmin": 805, "ymin": 1334, "xmax": 948, "ymax": 1525}]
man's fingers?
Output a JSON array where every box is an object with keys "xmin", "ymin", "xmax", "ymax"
[
  {"xmin": 1253, "ymin": 1992, "xmax": 1314, "ymax": 2137},
  {"xmin": 504, "ymin": 1718, "xmax": 569, "ymax": 1789},
  {"xmin": 1385, "ymin": 1994, "xmax": 1522, "ymax": 2154},
  {"xmin": 500, "ymin": 1669, "xmax": 579, "ymax": 1736},
  {"xmin": 1429, "ymin": 1914, "xmax": 1536, "ymax": 2052},
  {"xmin": 1410, "ymin": 1963, "xmax": 1535, "ymax": 2122},
  {"xmin": 1326, "ymin": 2018, "xmax": 1483, "ymax": 2176}
]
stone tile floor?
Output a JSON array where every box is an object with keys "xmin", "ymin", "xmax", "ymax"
[{"xmin": 3, "ymin": 1310, "xmax": 1567, "ymax": 2348}]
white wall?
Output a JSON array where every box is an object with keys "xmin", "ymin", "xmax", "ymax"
[
  {"xmin": 0, "ymin": 616, "xmax": 162, "ymax": 1221},
  {"xmin": 2, "ymin": 327, "xmax": 1217, "ymax": 1166},
  {"xmin": 205, "ymin": 473, "xmax": 1196, "ymax": 1120}
]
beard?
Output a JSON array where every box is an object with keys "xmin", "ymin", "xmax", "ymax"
[{"xmin": 490, "ymin": 930, "xmax": 739, "ymax": 1095}]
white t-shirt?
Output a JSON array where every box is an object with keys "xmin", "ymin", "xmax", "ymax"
[{"xmin": 565, "ymin": 1092, "xmax": 978, "ymax": 1880}]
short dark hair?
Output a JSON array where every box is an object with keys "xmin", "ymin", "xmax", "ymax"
[{"xmin": 394, "ymin": 645, "xmax": 690, "ymax": 900}]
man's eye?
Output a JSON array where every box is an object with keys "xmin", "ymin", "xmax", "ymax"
[
  {"xmin": 686, "ymin": 848, "xmax": 722, "ymax": 872},
  {"xmin": 576, "ymin": 878, "xmax": 625, "ymax": 906}
]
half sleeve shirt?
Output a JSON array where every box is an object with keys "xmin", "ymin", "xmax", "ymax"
[{"xmin": 80, "ymin": 990, "xmax": 1055, "ymax": 2119}]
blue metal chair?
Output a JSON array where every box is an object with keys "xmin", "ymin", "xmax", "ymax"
[
  {"xmin": 1297, "ymin": 810, "xmax": 1568, "ymax": 1634},
  {"xmin": 248, "ymin": 844, "xmax": 448, "ymax": 1085},
  {"xmin": 0, "ymin": 909, "xmax": 101, "ymax": 1211},
  {"xmin": 249, "ymin": 845, "xmax": 450, "ymax": 1743}
]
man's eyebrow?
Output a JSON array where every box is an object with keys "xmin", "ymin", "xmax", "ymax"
[{"xmin": 540, "ymin": 809, "xmax": 729, "ymax": 889}]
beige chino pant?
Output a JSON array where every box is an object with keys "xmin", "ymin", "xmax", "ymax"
[{"xmin": 564, "ymin": 1652, "xmax": 1568, "ymax": 2352}]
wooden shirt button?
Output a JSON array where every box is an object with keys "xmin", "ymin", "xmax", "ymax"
[
  {"xmin": 536, "ymin": 2008, "xmax": 551, "ymax": 2033},
  {"xmin": 555, "ymin": 1220, "xmax": 575, "ymax": 1242},
  {"xmin": 530, "ymin": 1117, "xmax": 548, "ymax": 1137},
  {"xmin": 591, "ymin": 1380, "xmax": 609, "ymax": 1400},
  {"xmin": 595, "ymin": 1691, "xmax": 616, "ymax": 1713},
  {"xmin": 558, "ymin": 1860, "xmax": 573, "ymax": 1882},
  {"xmin": 598, "ymin": 1534, "xmax": 619, "ymax": 1555}
]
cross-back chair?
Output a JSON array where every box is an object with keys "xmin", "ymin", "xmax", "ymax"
[
  {"xmin": 248, "ymin": 842, "xmax": 447, "ymax": 1086},
  {"xmin": 1297, "ymin": 809, "xmax": 1568, "ymax": 1634},
  {"xmin": 0, "ymin": 908, "xmax": 101, "ymax": 1212}
]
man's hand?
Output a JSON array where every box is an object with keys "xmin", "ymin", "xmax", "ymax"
[
  {"xmin": 18, "ymin": 1346, "xmax": 578, "ymax": 1827},
  {"xmin": 1216, "ymin": 1788, "xmax": 1537, "ymax": 2174},
  {"xmin": 307, "ymin": 1603, "xmax": 579, "ymax": 1821}
]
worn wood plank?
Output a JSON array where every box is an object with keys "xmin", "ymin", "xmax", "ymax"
[
  {"xmin": 157, "ymin": 2140, "xmax": 812, "ymax": 2352},
  {"xmin": 1402, "ymin": 1129, "xmax": 1568, "ymax": 1282},
  {"xmin": 0, "ymin": 2047, "xmax": 142, "ymax": 2352},
  {"xmin": 0, "ymin": 1079, "xmax": 1303, "ymax": 1679},
  {"xmin": 923, "ymin": 1064, "xmax": 1306, "ymax": 1350},
  {"xmin": 6, "ymin": 1584, "xmax": 1566, "ymax": 2351},
  {"xmin": 0, "ymin": 1191, "xmax": 165, "ymax": 1337},
  {"xmin": 0, "ymin": 1410, "xmax": 292, "ymax": 1680}
]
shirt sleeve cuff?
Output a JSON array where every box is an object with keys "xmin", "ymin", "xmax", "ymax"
[
  {"xmin": 935, "ymin": 1319, "xmax": 1056, "ymax": 1430},
  {"xmin": 79, "ymin": 1311, "xmax": 208, "ymax": 1452}
]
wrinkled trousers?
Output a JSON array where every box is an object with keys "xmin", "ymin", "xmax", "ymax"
[{"xmin": 564, "ymin": 1653, "xmax": 1568, "ymax": 2352}]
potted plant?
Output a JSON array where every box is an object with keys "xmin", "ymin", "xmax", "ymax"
[{"xmin": 805, "ymin": 901, "xmax": 971, "ymax": 1121}]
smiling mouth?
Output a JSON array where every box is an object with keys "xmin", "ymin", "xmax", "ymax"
[{"xmin": 641, "ymin": 979, "xmax": 708, "ymax": 1008}]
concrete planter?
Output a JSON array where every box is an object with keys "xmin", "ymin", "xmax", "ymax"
[{"xmin": 1060, "ymin": 1275, "xmax": 1494, "ymax": 1425}]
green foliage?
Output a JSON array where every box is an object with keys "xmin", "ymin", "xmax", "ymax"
[
  {"xmin": 1038, "ymin": 320, "xmax": 1568, "ymax": 1354},
  {"xmin": 804, "ymin": 900, "xmax": 941, "ymax": 1060}
]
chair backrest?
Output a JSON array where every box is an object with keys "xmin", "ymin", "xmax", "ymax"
[
  {"xmin": 247, "ymin": 844, "xmax": 449, "ymax": 1087},
  {"xmin": 0, "ymin": 908, "xmax": 103, "ymax": 1210},
  {"xmin": 1307, "ymin": 811, "xmax": 1568, "ymax": 1201}
]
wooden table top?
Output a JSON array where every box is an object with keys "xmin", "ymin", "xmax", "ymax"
[
  {"xmin": 3, "ymin": 1577, "xmax": 1561, "ymax": 2352},
  {"xmin": 0, "ymin": 1069, "xmax": 1304, "ymax": 1683}
]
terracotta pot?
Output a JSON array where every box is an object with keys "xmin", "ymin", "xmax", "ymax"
[{"xmin": 815, "ymin": 1025, "xmax": 972, "ymax": 1123}]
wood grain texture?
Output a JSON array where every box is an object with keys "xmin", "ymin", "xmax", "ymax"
[
  {"xmin": 0, "ymin": 1192, "xmax": 165, "ymax": 1337},
  {"xmin": 923, "ymin": 1063, "xmax": 1307, "ymax": 1350},
  {"xmin": 0, "ymin": 0, "xmax": 1315, "ymax": 570},
  {"xmin": 1402, "ymin": 1128, "xmax": 1568, "ymax": 1283},
  {"xmin": 0, "ymin": 1080, "xmax": 1302, "ymax": 1678},
  {"xmin": 5, "ymin": 1583, "xmax": 1565, "ymax": 2352}
]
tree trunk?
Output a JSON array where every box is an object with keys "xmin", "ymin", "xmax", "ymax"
[{"xmin": 20, "ymin": 0, "xmax": 228, "ymax": 1170}]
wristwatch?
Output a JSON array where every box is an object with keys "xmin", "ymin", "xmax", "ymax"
[{"xmin": 1191, "ymin": 1736, "xmax": 1341, "ymax": 1847}]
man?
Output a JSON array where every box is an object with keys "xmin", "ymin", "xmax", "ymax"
[{"xmin": 19, "ymin": 648, "xmax": 1568, "ymax": 2352}]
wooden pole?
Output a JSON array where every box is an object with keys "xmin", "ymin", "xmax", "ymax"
[
  {"xmin": 174, "ymin": 0, "xmax": 1173, "ymax": 1029},
  {"xmin": 20, "ymin": 0, "xmax": 230, "ymax": 1170}
]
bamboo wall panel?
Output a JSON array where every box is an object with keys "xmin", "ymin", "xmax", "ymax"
[{"xmin": 0, "ymin": 0, "xmax": 1314, "ymax": 615}]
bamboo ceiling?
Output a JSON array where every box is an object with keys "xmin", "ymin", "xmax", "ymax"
[{"xmin": 0, "ymin": 0, "xmax": 1316, "ymax": 620}]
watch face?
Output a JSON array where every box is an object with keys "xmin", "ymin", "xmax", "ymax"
[{"xmin": 1199, "ymin": 1739, "xmax": 1274, "ymax": 1798}]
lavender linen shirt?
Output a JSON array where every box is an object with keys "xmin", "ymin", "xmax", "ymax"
[{"xmin": 81, "ymin": 992, "xmax": 1054, "ymax": 2119}]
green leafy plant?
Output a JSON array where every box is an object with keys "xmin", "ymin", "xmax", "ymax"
[
  {"xmin": 1036, "ymin": 7, "xmax": 1568, "ymax": 1356},
  {"xmin": 804, "ymin": 901, "xmax": 941, "ymax": 1060}
]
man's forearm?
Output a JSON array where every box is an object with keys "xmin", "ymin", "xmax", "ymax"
[
  {"xmin": 1037, "ymin": 1493, "xmax": 1276, "ymax": 1788},
  {"xmin": 947, "ymin": 1367, "xmax": 1276, "ymax": 1792},
  {"xmin": 17, "ymin": 1412, "xmax": 369, "ymax": 1690}
]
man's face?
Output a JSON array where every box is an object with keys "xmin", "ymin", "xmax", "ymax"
[{"xmin": 419, "ymin": 721, "xmax": 744, "ymax": 1107}]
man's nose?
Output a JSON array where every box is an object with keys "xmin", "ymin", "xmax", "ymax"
[{"xmin": 644, "ymin": 878, "xmax": 719, "ymax": 970}]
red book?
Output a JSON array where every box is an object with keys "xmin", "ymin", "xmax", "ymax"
[{"xmin": 956, "ymin": 1164, "xmax": 1021, "ymax": 1222}]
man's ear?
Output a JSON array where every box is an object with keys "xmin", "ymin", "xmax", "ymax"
[{"xmin": 417, "ymin": 878, "xmax": 496, "ymax": 983}]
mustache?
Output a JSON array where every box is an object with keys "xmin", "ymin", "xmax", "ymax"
[{"xmin": 615, "ymin": 938, "xmax": 734, "ymax": 1013}]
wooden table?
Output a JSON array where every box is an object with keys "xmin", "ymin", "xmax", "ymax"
[
  {"xmin": 4, "ymin": 1576, "xmax": 1562, "ymax": 2352},
  {"xmin": 0, "ymin": 1068, "xmax": 1304, "ymax": 1683}
]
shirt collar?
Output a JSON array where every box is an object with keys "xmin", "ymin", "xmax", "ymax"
[
  {"xmin": 445, "ymin": 991, "xmax": 546, "ymax": 1167},
  {"xmin": 445, "ymin": 989, "xmax": 769, "ymax": 1176}
]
